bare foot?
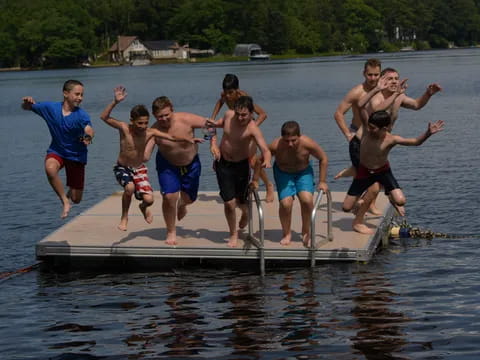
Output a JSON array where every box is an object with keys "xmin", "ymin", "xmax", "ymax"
[
  {"xmin": 334, "ymin": 167, "xmax": 355, "ymax": 180},
  {"xmin": 166, "ymin": 232, "xmax": 177, "ymax": 246},
  {"xmin": 61, "ymin": 201, "xmax": 71, "ymax": 219},
  {"xmin": 227, "ymin": 234, "xmax": 238, "ymax": 248},
  {"xmin": 239, "ymin": 212, "xmax": 248, "ymax": 229},
  {"xmin": 139, "ymin": 204, "xmax": 153, "ymax": 224},
  {"xmin": 280, "ymin": 233, "xmax": 292, "ymax": 246},
  {"xmin": 302, "ymin": 233, "xmax": 311, "ymax": 247},
  {"xmin": 352, "ymin": 223, "xmax": 375, "ymax": 234},
  {"xmin": 266, "ymin": 183, "xmax": 274, "ymax": 203},
  {"xmin": 118, "ymin": 218, "xmax": 128, "ymax": 231},
  {"xmin": 177, "ymin": 203, "xmax": 187, "ymax": 221}
]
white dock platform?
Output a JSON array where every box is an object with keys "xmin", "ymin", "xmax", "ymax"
[{"xmin": 36, "ymin": 191, "xmax": 395, "ymax": 272}]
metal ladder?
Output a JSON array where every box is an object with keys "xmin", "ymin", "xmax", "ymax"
[{"xmin": 247, "ymin": 188, "xmax": 333, "ymax": 275}]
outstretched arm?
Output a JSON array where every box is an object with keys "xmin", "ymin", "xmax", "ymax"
[
  {"xmin": 100, "ymin": 86, "xmax": 127, "ymax": 129},
  {"xmin": 251, "ymin": 125, "xmax": 271, "ymax": 168},
  {"xmin": 21, "ymin": 96, "xmax": 36, "ymax": 110},
  {"xmin": 210, "ymin": 95, "xmax": 225, "ymax": 121},
  {"xmin": 401, "ymin": 83, "xmax": 442, "ymax": 110},
  {"xmin": 394, "ymin": 120, "xmax": 445, "ymax": 146}
]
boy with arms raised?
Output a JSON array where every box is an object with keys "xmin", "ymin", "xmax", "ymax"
[
  {"xmin": 210, "ymin": 74, "xmax": 275, "ymax": 202},
  {"xmin": 22, "ymin": 79, "xmax": 94, "ymax": 219},
  {"xmin": 101, "ymin": 86, "xmax": 201, "ymax": 231},
  {"xmin": 342, "ymin": 110, "xmax": 444, "ymax": 234},
  {"xmin": 252, "ymin": 121, "xmax": 328, "ymax": 247},
  {"xmin": 208, "ymin": 96, "xmax": 271, "ymax": 248}
]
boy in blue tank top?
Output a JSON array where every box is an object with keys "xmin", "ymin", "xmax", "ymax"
[{"xmin": 21, "ymin": 79, "xmax": 94, "ymax": 219}]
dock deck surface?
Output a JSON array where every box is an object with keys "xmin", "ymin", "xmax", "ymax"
[{"xmin": 37, "ymin": 191, "xmax": 394, "ymax": 270}]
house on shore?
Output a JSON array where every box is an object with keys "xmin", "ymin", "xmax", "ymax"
[
  {"xmin": 109, "ymin": 36, "xmax": 149, "ymax": 64},
  {"xmin": 109, "ymin": 36, "xmax": 214, "ymax": 64}
]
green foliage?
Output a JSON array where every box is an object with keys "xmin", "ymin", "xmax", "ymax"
[{"xmin": 1, "ymin": 0, "xmax": 479, "ymax": 68}]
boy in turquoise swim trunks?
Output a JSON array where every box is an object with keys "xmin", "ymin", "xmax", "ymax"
[{"xmin": 253, "ymin": 121, "xmax": 328, "ymax": 247}]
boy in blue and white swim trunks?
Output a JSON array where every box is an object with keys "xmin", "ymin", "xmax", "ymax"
[{"xmin": 253, "ymin": 121, "xmax": 328, "ymax": 247}]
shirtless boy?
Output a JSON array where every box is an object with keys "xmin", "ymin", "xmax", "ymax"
[
  {"xmin": 253, "ymin": 121, "xmax": 328, "ymax": 247},
  {"xmin": 208, "ymin": 96, "xmax": 271, "ymax": 248},
  {"xmin": 210, "ymin": 74, "xmax": 274, "ymax": 202},
  {"xmin": 342, "ymin": 110, "xmax": 444, "ymax": 234},
  {"xmin": 144, "ymin": 96, "xmax": 207, "ymax": 245},
  {"xmin": 21, "ymin": 79, "xmax": 94, "ymax": 219},
  {"xmin": 101, "ymin": 86, "xmax": 199, "ymax": 231}
]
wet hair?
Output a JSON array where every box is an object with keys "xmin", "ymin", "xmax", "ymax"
[
  {"xmin": 63, "ymin": 79, "xmax": 83, "ymax": 92},
  {"xmin": 380, "ymin": 67, "xmax": 398, "ymax": 77},
  {"xmin": 368, "ymin": 111, "xmax": 391, "ymax": 129},
  {"xmin": 223, "ymin": 74, "xmax": 239, "ymax": 91},
  {"xmin": 152, "ymin": 96, "xmax": 173, "ymax": 114},
  {"xmin": 281, "ymin": 121, "xmax": 301, "ymax": 136},
  {"xmin": 130, "ymin": 104, "xmax": 149, "ymax": 120},
  {"xmin": 364, "ymin": 59, "xmax": 381, "ymax": 71},
  {"xmin": 234, "ymin": 95, "xmax": 254, "ymax": 112}
]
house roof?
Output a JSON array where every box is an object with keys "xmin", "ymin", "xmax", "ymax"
[
  {"xmin": 109, "ymin": 36, "xmax": 138, "ymax": 52},
  {"xmin": 143, "ymin": 40, "xmax": 179, "ymax": 51}
]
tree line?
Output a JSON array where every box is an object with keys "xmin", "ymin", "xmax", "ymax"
[{"xmin": 1, "ymin": 0, "xmax": 480, "ymax": 68}]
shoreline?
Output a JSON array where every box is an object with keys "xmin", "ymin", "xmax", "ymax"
[{"xmin": 1, "ymin": 46, "xmax": 478, "ymax": 73}]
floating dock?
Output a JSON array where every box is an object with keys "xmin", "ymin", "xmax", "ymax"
[{"xmin": 36, "ymin": 191, "xmax": 395, "ymax": 273}]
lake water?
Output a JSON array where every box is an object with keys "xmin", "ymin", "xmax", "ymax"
[{"xmin": 1, "ymin": 49, "xmax": 479, "ymax": 359}]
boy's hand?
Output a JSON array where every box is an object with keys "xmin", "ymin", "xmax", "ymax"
[
  {"xmin": 249, "ymin": 180, "xmax": 259, "ymax": 191},
  {"xmin": 210, "ymin": 144, "xmax": 221, "ymax": 160},
  {"xmin": 317, "ymin": 181, "xmax": 329, "ymax": 193},
  {"xmin": 114, "ymin": 86, "xmax": 127, "ymax": 103},
  {"xmin": 396, "ymin": 79, "xmax": 408, "ymax": 94},
  {"xmin": 427, "ymin": 120, "xmax": 445, "ymax": 135},
  {"xmin": 21, "ymin": 96, "xmax": 35, "ymax": 110},
  {"xmin": 375, "ymin": 75, "xmax": 389, "ymax": 91},
  {"xmin": 192, "ymin": 137, "xmax": 205, "ymax": 144},
  {"xmin": 205, "ymin": 119, "xmax": 217, "ymax": 128},
  {"xmin": 426, "ymin": 83, "xmax": 442, "ymax": 96},
  {"xmin": 80, "ymin": 134, "xmax": 93, "ymax": 145}
]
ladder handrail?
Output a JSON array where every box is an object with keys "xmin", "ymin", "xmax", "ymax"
[
  {"xmin": 310, "ymin": 189, "xmax": 333, "ymax": 267},
  {"xmin": 248, "ymin": 188, "xmax": 265, "ymax": 275}
]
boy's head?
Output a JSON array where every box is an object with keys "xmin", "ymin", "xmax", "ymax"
[
  {"xmin": 363, "ymin": 59, "xmax": 381, "ymax": 88},
  {"xmin": 152, "ymin": 96, "xmax": 174, "ymax": 124},
  {"xmin": 281, "ymin": 121, "xmax": 301, "ymax": 148},
  {"xmin": 130, "ymin": 105, "xmax": 150, "ymax": 131},
  {"xmin": 234, "ymin": 96, "xmax": 254, "ymax": 125},
  {"xmin": 368, "ymin": 111, "xmax": 391, "ymax": 134},
  {"xmin": 62, "ymin": 79, "xmax": 84, "ymax": 107},
  {"xmin": 223, "ymin": 74, "xmax": 239, "ymax": 91}
]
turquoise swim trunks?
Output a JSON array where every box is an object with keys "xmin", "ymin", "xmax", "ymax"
[{"xmin": 273, "ymin": 162, "xmax": 315, "ymax": 201}]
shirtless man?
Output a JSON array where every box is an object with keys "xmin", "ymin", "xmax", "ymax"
[
  {"xmin": 253, "ymin": 121, "xmax": 328, "ymax": 247},
  {"xmin": 361, "ymin": 68, "xmax": 442, "ymax": 129},
  {"xmin": 208, "ymin": 96, "xmax": 271, "ymax": 248},
  {"xmin": 334, "ymin": 58, "xmax": 382, "ymax": 213},
  {"xmin": 144, "ymin": 96, "xmax": 206, "ymax": 246}
]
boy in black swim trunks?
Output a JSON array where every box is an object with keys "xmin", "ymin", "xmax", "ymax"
[
  {"xmin": 342, "ymin": 110, "xmax": 444, "ymax": 234},
  {"xmin": 208, "ymin": 96, "xmax": 271, "ymax": 248}
]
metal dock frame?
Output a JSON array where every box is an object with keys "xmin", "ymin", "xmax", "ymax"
[
  {"xmin": 310, "ymin": 190, "xmax": 333, "ymax": 268},
  {"xmin": 247, "ymin": 189, "xmax": 265, "ymax": 275}
]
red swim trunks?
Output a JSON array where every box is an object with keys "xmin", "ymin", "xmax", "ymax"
[{"xmin": 46, "ymin": 153, "xmax": 85, "ymax": 190}]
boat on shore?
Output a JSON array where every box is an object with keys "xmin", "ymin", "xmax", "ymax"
[{"xmin": 249, "ymin": 49, "xmax": 270, "ymax": 61}]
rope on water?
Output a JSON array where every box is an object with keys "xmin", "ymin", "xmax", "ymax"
[
  {"xmin": 390, "ymin": 218, "xmax": 478, "ymax": 239},
  {"xmin": 0, "ymin": 262, "xmax": 41, "ymax": 281}
]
